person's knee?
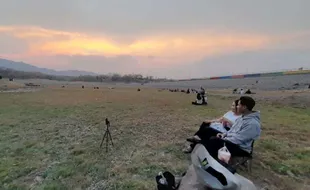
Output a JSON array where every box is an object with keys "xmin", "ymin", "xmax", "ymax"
[
  {"xmin": 198, "ymin": 122, "xmax": 210, "ymax": 132},
  {"xmin": 201, "ymin": 122, "xmax": 210, "ymax": 127},
  {"xmin": 209, "ymin": 136, "xmax": 218, "ymax": 141},
  {"xmin": 209, "ymin": 137, "xmax": 226, "ymax": 148}
]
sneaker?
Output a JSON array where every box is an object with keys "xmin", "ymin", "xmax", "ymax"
[
  {"xmin": 186, "ymin": 135, "xmax": 201, "ymax": 143},
  {"xmin": 182, "ymin": 146, "xmax": 193, "ymax": 154}
]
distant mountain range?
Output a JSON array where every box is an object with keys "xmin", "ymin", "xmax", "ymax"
[{"xmin": 0, "ymin": 58, "xmax": 98, "ymax": 76}]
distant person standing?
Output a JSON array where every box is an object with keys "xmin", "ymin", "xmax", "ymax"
[
  {"xmin": 199, "ymin": 86, "xmax": 205, "ymax": 96},
  {"xmin": 199, "ymin": 86, "xmax": 207, "ymax": 104}
]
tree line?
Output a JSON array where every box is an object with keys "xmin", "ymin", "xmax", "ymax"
[{"xmin": 0, "ymin": 68, "xmax": 172, "ymax": 83}]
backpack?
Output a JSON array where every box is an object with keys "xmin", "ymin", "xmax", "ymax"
[{"xmin": 155, "ymin": 171, "xmax": 176, "ymax": 190}]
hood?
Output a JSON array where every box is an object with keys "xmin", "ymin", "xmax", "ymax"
[{"xmin": 243, "ymin": 111, "xmax": 260, "ymax": 122}]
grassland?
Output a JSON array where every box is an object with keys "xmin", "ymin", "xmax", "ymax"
[{"xmin": 0, "ymin": 86, "xmax": 310, "ymax": 190}]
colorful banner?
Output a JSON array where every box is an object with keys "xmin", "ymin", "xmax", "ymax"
[
  {"xmin": 207, "ymin": 70, "xmax": 310, "ymax": 80},
  {"xmin": 283, "ymin": 70, "xmax": 310, "ymax": 75},
  {"xmin": 260, "ymin": 72, "xmax": 283, "ymax": 77},
  {"xmin": 244, "ymin": 73, "xmax": 261, "ymax": 78},
  {"xmin": 219, "ymin": 76, "xmax": 232, "ymax": 79},
  {"xmin": 232, "ymin": 75, "xmax": 244, "ymax": 79}
]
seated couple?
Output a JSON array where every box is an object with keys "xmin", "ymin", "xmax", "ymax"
[{"xmin": 184, "ymin": 96, "xmax": 261, "ymax": 159}]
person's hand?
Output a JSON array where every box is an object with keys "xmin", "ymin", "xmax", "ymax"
[
  {"xmin": 204, "ymin": 120, "xmax": 212, "ymax": 124},
  {"xmin": 222, "ymin": 118, "xmax": 232, "ymax": 125},
  {"xmin": 217, "ymin": 133, "xmax": 224, "ymax": 138}
]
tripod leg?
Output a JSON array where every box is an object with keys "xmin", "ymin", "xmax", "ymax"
[
  {"xmin": 100, "ymin": 131, "xmax": 107, "ymax": 148},
  {"xmin": 107, "ymin": 130, "xmax": 114, "ymax": 145},
  {"xmin": 106, "ymin": 131, "xmax": 109, "ymax": 153}
]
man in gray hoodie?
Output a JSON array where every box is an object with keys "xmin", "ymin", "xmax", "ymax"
[{"xmin": 203, "ymin": 96, "xmax": 261, "ymax": 158}]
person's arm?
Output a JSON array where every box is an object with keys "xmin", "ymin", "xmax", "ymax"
[
  {"xmin": 205, "ymin": 111, "xmax": 230, "ymax": 124},
  {"xmin": 214, "ymin": 117, "xmax": 224, "ymax": 123},
  {"xmin": 205, "ymin": 116, "xmax": 223, "ymax": 123},
  {"xmin": 226, "ymin": 122, "xmax": 261, "ymax": 141},
  {"xmin": 222, "ymin": 117, "xmax": 234, "ymax": 127}
]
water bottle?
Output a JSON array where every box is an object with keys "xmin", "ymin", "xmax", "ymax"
[{"xmin": 218, "ymin": 143, "xmax": 231, "ymax": 164}]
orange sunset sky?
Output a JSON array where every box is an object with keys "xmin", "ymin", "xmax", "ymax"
[{"xmin": 0, "ymin": 0, "xmax": 309, "ymax": 78}]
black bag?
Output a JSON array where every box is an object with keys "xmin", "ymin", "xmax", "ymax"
[
  {"xmin": 196, "ymin": 93, "xmax": 202, "ymax": 100},
  {"xmin": 155, "ymin": 171, "xmax": 176, "ymax": 190}
]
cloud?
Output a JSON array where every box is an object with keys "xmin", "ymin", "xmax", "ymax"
[
  {"xmin": 0, "ymin": 33, "xmax": 29, "ymax": 54},
  {"xmin": 0, "ymin": 25, "xmax": 79, "ymax": 40},
  {"xmin": 183, "ymin": 48, "xmax": 310, "ymax": 79},
  {"xmin": 0, "ymin": 25, "xmax": 309, "ymax": 78},
  {"xmin": 1, "ymin": 0, "xmax": 309, "ymax": 36},
  {"xmin": 0, "ymin": 25, "xmax": 271, "ymax": 65}
]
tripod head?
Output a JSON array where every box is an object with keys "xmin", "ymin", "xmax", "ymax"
[{"xmin": 105, "ymin": 118, "xmax": 110, "ymax": 126}]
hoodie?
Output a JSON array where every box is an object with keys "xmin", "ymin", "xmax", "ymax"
[{"xmin": 223, "ymin": 111, "xmax": 261, "ymax": 153}]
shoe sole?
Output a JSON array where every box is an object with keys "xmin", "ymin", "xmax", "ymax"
[{"xmin": 186, "ymin": 139, "xmax": 201, "ymax": 143}]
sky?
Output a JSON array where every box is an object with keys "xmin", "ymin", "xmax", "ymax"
[{"xmin": 0, "ymin": 0, "xmax": 310, "ymax": 79}]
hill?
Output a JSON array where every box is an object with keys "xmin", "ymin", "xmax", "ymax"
[{"xmin": 0, "ymin": 58, "xmax": 98, "ymax": 76}]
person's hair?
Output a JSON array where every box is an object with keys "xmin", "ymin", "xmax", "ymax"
[
  {"xmin": 239, "ymin": 96, "xmax": 256, "ymax": 111},
  {"xmin": 233, "ymin": 99, "xmax": 239, "ymax": 112}
]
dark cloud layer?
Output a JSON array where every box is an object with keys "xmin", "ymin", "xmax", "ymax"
[{"xmin": 1, "ymin": 0, "xmax": 309, "ymax": 35}]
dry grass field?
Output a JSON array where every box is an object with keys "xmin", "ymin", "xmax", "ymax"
[{"xmin": 0, "ymin": 83, "xmax": 310, "ymax": 189}]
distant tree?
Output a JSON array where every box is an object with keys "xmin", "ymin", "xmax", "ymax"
[
  {"xmin": 0, "ymin": 68, "xmax": 168, "ymax": 83},
  {"xmin": 111, "ymin": 73, "xmax": 122, "ymax": 81}
]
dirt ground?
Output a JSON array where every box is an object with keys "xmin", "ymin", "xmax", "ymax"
[
  {"xmin": 0, "ymin": 77, "xmax": 310, "ymax": 189},
  {"xmin": 207, "ymin": 89, "xmax": 310, "ymax": 109}
]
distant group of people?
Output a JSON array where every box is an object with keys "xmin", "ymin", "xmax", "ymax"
[
  {"xmin": 184, "ymin": 96, "xmax": 261, "ymax": 161},
  {"xmin": 167, "ymin": 88, "xmax": 197, "ymax": 94},
  {"xmin": 233, "ymin": 88, "xmax": 253, "ymax": 94}
]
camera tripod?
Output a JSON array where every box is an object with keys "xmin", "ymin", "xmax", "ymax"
[{"xmin": 100, "ymin": 118, "xmax": 114, "ymax": 152}]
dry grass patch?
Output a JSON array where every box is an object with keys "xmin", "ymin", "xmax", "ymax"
[{"xmin": 0, "ymin": 87, "xmax": 309, "ymax": 189}]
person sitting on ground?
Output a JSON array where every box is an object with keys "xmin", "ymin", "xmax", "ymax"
[
  {"xmin": 245, "ymin": 89, "xmax": 252, "ymax": 94},
  {"xmin": 192, "ymin": 87, "xmax": 207, "ymax": 105},
  {"xmin": 192, "ymin": 93, "xmax": 207, "ymax": 105},
  {"xmin": 202, "ymin": 96, "xmax": 261, "ymax": 158},
  {"xmin": 201, "ymin": 94, "xmax": 207, "ymax": 105},
  {"xmin": 240, "ymin": 88, "xmax": 245, "ymax": 94},
  {"xmin": 184, "ymin": 100, "xmax": 241, "ymax": 153}
]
